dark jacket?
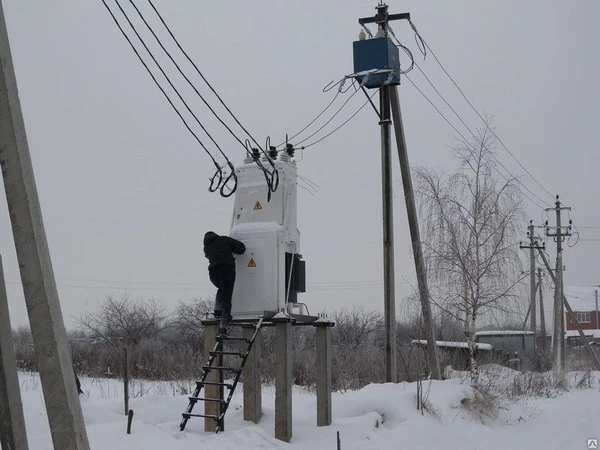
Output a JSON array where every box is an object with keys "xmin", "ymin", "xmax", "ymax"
[{"xmin": 203, "ymin": 231, "xmax": 246, "ymax": 271}]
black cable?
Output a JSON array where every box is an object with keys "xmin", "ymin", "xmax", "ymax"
[
  {"xmin": 412, "ymin": 20, "xmax": 555, "ymax": 201},
  {"xmin": 145, "ymin": 0, "xmax": 263, "ymax": 152},
  {"xmin": 106, "ymin": 0, "xmax": 237, "ymax": 197},
  {"xmin": 100, "ymin": 0, "xmax": 228, "ymax": 194},
  {"xmin": 301, "ymin": 88, "xmax": 379, "ymax": 149}
]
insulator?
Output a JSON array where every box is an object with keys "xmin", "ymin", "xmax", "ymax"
[
  {"xmin": 359, "ymin": 29, "xmax": 366, "ymax": 41},
  {"xmin": 286, "ymin": 143, "xmax": 295, "ymax": 157},
  {"xmin": 251, "ymin": 148, "xmax": 260, "ymax": 161},
  {"xmin": 268, "ymin": 146, "xmax": 278, "ymax": 160}
]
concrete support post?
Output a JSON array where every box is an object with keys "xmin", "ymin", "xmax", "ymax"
[
  {"xmin": 0, "ymin": 3, "xmax": 90, "ymax": 449},
  {"xmin": 203, "ymin": 323, "xmax": 221, "ymax": 432},
  {"xmin": 274, "ymin": 320, "xmax": 292, "ymax": 442},
  {"xmin": 0, "ymin": 255, "xmax": 29, "ymax": 450},
  {"xmin": 315, "ymin": 324, "xmax": 332, "ymax": 427},
  {"xmin": 243, "ymin": 326, "xmax": 262, "ymax": 423}
]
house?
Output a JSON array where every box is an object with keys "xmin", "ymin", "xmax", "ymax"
[{"xmin": 564, "ymin": 286, "xmax": 600, "ymax": 345}]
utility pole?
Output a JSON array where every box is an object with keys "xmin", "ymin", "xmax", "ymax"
[
  {"xmin": 596, "ymin": 289, "xmax": 599, "ymax": 332},
  {"xmin": 357, "ymin": 3, "xmax": 441, "ymax": 381},
  {"xmin": 538, "ymin": 268, "xmax": 546, "ymax": 351},
  {"xmin": 519, "ymin": 220, "xmax": 544, "ymax": 334},
  {"xmin": 544, "ymin": 196, "xmax": 571, "ymax": 369},
  {"xmin": 0, "ymin": 2, "xmax": 90, "ymax": 449},
  {"xmin": 538, "ymin": 248, "xmax": 600, "ymax": 370}
]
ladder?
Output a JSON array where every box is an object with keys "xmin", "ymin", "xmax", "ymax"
[{"xmin": 180, "ymin": 318, "xmax": 263, "ymax": 433}]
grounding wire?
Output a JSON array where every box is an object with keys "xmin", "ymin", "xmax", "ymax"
[
  {"xmin": 300, "ymin": 88, "xmax": 379, "ymax": 149},
  {"xmin": 106, "ymin": 0, "xmax": 237, "ymax": 196},
  {"xmin": 404, "ymin": 73, "xmax": 547, "ymax": 211},
  {"xmin": 411, "ymin": 20, "xmax": 555, "ymax": 201},
  {"xmin": 100, "ymin": 0, "xmax": 233, "ymax": 195},
  {"xmin": 145, "ymin": 0, "xmax": 264, "ymax": 153},
  {"xmin": 294, "ymin": 86, "xmax": 362, "ymax": 146}
]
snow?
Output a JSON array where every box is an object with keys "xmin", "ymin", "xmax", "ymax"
[
  {"xmin": 566, "ymin": 329, "xmax": 600, "ymax": 338},
  {"xmin": 475, "ymin": 330, "xmax": 535, "ymax": 336},
  {"xmin": 412, "ymin": 339, "xmax": 493, "ymax": 350},
  {"xmin": 16, "ymin": 369, "xmax": 600, "ymax": 450}
]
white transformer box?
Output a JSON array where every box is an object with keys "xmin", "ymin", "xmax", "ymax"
[{"xmin": 230, "ymin": 153, "xmax": 305, "ymax": 319}]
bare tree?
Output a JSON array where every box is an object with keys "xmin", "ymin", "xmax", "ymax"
[
  {"xmin": 77, "ymin": 294, "xmax": 169, "ymax": 345},
  {"xmin": 173, "ymin": 297, "xmax": 214, "ymax": 345},
  {"xmin": 416, "ymin": 123, "xmax": 526, "ymax": 387}
]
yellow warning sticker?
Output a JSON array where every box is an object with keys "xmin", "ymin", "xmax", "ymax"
[
  {"xmin": 247, "ymin": 258, "xmax": 257, "ymax": 268},
  {"xmin": 253, "ymin": 201, "xmax": 263, "ymax": 210}
]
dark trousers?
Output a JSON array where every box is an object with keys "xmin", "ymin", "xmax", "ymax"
[{"xmin": 209, "ymin": 265, "xmax": 236, "ymax": 327}]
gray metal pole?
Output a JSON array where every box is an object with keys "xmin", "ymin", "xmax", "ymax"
[
  {"xmin": 595, "ymin": 290, "xmax": 598, "ymax": 332},
  {"xmin": 123, "ymin": 347, "xmax": 129, "ymax": 416},
  {"xmin": 389, "ymin": 85, "xmax": 442, "ymax": 380},
  {"xmin": 0, "ymin": 255, "xmax": 29, "ymax": 450},
  {"xmin": 0, "ymin": 3, "xmax": 90, "ymax": 449},
  {"xmin": 529, "ymin": 222, "xmax": 536, "ymax": 334},
  {"xmin": 538, "ymin": 248, "xmax": 600, "ymax": 370},
  {"xmin": 379, "ymin": 84, "xmax": 398, "ymax": 383}
]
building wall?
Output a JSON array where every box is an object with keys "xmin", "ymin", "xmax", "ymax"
[{"xmin": 566, "ymin": 310, "xmax": 600, "ymax": 331}]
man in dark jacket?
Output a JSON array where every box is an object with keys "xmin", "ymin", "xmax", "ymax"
[{"xmin": 203, "ymin": 231, "xmax": 246, "ymax": 333}]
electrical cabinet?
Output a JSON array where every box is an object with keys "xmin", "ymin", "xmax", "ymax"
[{"xmin": 352, "ymin": 36, "xmax": 400, "ymax": 88}]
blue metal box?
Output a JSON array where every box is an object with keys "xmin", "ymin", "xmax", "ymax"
[{"xmin": 352, "ymin": 36, "xmax": 400, "ymax": 88}]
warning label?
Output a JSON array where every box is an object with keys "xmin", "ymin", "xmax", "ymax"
[
  {"xmin": 253, "ymin": 201, "xmax": 263, "ymax": 210},
  {"xmin": 247, "ymin": 258, "xmax": 257, "ymax": 268}
]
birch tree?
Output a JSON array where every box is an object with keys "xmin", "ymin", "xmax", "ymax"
[{"xmin": 416, "ymin": 124, "xmax": 525, "ymax": 387}]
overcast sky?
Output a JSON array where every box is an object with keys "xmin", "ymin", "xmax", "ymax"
[{"xmin": 2, "ymin": 0, "xmax": 599, "ymax": 330}]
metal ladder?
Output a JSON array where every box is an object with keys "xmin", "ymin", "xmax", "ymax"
[{"xmin": 180, "ymin": 318, "xmax": 263, "ymax": 433}]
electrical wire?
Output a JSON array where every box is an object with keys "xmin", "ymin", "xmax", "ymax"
[
  {"xmin": 145, "ymin": 0, "xmax": 263, "ymax": 152},
  {"xmin": 389, "ymin": 34, "xmax": 551, "ymax": 210},
  {"xmin": 403, "ymin": 73, "xmax": 547, "ymax": 211},
  {"xmin": 410, "ymin": 20, "xmax": 555, "ymax": 201},
  {"xmin": 300, "ymin": 88, "xmax": 379, "ymax": 149},
  {"xmin": 100, "ymin": 0, "xmax": 232, "ymax": 196}
]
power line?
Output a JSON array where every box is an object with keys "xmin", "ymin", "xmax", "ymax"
[{"xmin": 411, "ymin": 21, "xmax": 555, "ymax": 201}]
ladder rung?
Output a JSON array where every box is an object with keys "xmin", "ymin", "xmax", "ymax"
[
  {"xmin": 188, "ymin": 396, "xmax": 224, "ymax": 403},
  {"xmin": 182, "ymin": 413, "xmax": 221, "ymax": 420},
  {"xmin": 217, "ymin": 336, "xmax": 250, "ymax": 343},
  {"xmin": 196, "ymin": 381, "xmax": 233, "ymax": 388},
  {"xmin": 203, "ymin": 365, "xmax": 240, "ymax": 372},
  {"xmin": 210, "ymin": 351, "xmax": 244, "ymax": 357}
]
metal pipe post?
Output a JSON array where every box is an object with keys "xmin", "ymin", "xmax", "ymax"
[{"xmin": 389, "ymin": 86, "xmax": 442, "ymax": 380}]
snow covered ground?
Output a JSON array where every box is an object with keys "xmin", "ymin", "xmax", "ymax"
[{"xmin": 18, "ymin": 367, "xmax": 600, "ymax": 450}]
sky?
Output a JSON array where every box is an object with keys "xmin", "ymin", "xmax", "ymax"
[{"xmin": 1, "ymin": 0, "xmax": 599, "ymax": 330}]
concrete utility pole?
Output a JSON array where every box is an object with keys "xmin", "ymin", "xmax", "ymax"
[
  {"xmin": 545, "ymin": 196, "xmax": 571, "ymax": 370},
  {"xmin": 519, "ymin": 220, "xmax": 544, "ymax": 334},
  {"xmin": 358, "ymin": 3, "xmax": 441, "ymax": 382},
  {"xmin": 390, "ymin": 86, "xmax": 441, "ymax": 380},
  {"xmin": 0, "ymin": 2, "xmax": 90, "ymax": 449},
  {"xmin": 596, "ymin": 289, "xmax": 599, "ymax": 331},
  {"xmin": 537, "ymin": 248, "xmax": 600, "ymax": 370},
  {"xmin": 0, "ymin": 255, "xmax": 29, "ymax": 450},
  {"xmin": 538, "ymin": 268, "xmax": 546, "ymax": 351}
]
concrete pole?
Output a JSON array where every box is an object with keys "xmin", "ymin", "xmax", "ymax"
[
  {"xmin": 0, "ymin": 3, "xmax": 90, "ymax": 449},
  {"xmin": 595, "ymin": 290, "xmax": 598, "ymax": 332},
  {"xmin": 389, "ymin": 86, "xmax": 441, "ymax": 380},
  {"xmin": 243, "ymin": 326, "xmax": 262, "ymax": 424},
  {"xmin": 553, "ymin": 197, "xmax": 564, "ymax": 369},
  {"xmin": 538, "ymin": 269, "xmax": 546, "ymax": 352},
  {"xmin": 528, "ymin": 222, "xmax": 536, "ymax": 334},
  {"xmin": 0, "ymin": 255, "xmax": 29, "ymax": 450},
  {"xmin": 274, "ymin": 319, "xmax": 292, "ymax": 442},
  {"xmin": 538, "ymin": 248, "xmax": 600, "ymax": 370},
  {"xmin": 378, "ymin": 83, "xmax": 398, "ymax": 383},
  {"xmin": 203, "ymin": 323, "xmax": 221, "ymax": 432},
  {"xmin": 123, "ymin": 347, "xmax": 129, "ymax": 416},
  {"xmin": 315, "ymin": 323, "xmax": 332, "ymax": 427}
]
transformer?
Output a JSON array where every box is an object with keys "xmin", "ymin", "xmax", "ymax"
[
  {"xmin": 352, "ymin": 36, "xmax": 400, "ymax": 88},
  {"xmin": 229, "ymin": 154, "xmax": 305, "ymax": 319}
]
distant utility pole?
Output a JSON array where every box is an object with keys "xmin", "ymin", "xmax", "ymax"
[
  {"xmin": 537, "ymin": 268, "xmax": 546, "ymax": 350},
  {"xmin": 520, "ymin": 220, "xmax": 544, "ymax": 334},
  {"xmin": 544, "ymin": 196, "xmax": 571, "ymax": 370},
  {"xmin": 357, "ymin": 3, "xmax": 441, "ymax": 381}
]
